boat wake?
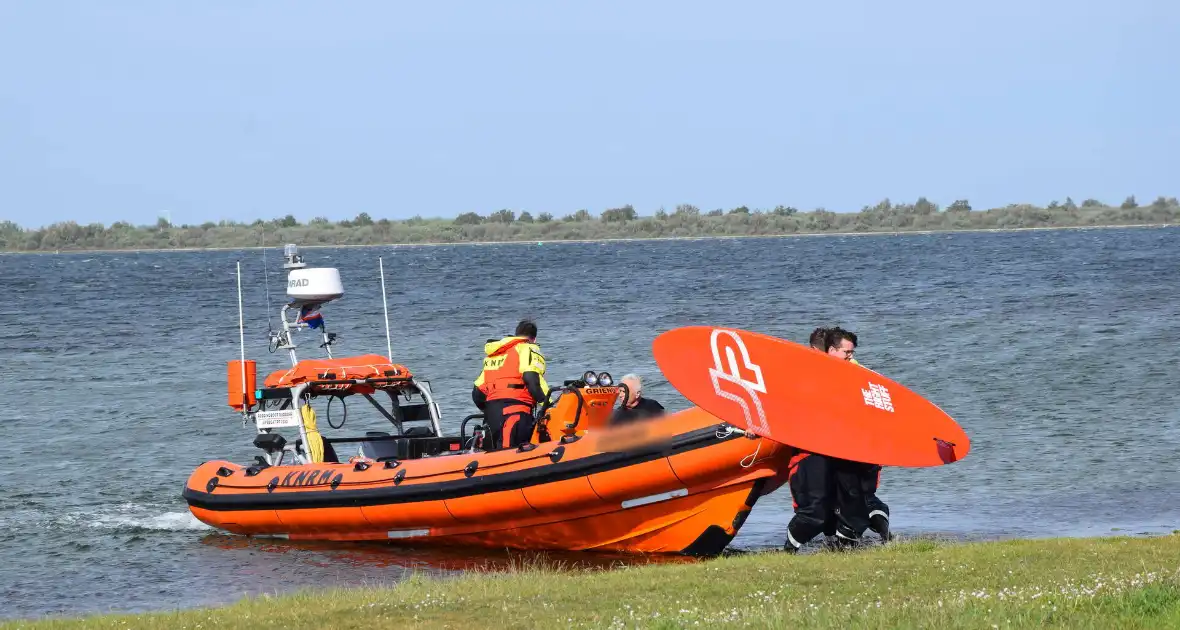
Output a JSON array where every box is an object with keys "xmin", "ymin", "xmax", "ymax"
[
  {"xmin": 2, "ymin": 503, "xmax": 211, "ymax": 534},
  {"xmin": 85, "ymin": 507, "xmax": 212, "ymax": 533}
]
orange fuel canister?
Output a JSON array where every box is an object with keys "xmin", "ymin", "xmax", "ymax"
[{"xmin": 227, "ymin": 359, "xmax": 258, "ymax": 410}]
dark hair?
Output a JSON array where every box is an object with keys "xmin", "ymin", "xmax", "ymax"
[
  {"xmin": 515, "ymin": 319, "xmax": 538, "ymax": 339},
  {"xmin": 824, "ymin": 326, "xmax": 857, "ymax": 351},
  {"xmin": 808, "ymin": 327, "xmax": 829, "ymax": 350}
]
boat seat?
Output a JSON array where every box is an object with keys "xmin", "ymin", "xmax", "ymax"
[
  {"xmin": 359, "ymin": 438, "xmax": 406, "ymax": 462},
  {"xmin": 253, "ymin": 432, "xmax": 287, "ymax": 454},
  {"xmin": 397, "ymin": 403, "xmax": 434, "ymax": 425}
]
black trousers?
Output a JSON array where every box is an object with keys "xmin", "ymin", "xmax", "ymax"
[
  {"xmin": 482, "ymin": 399, "xmax": 537, "ymax": 450},
  {"xmin": 786, "ymin": 452, "xmax": 870, "ymax": 548},
  {"xmin": 862, "ymin": 463, "xmax": 891, "ymax": 534},
  {"xmin": 822, "ymin": 462, "xmax": 890, "ymax": 538}
]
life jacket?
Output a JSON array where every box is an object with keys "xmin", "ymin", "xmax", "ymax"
[{"xmin": 474, "ymin": 335, "xmax": 548, "ymax": 405}]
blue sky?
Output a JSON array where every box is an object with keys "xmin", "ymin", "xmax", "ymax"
[{"xmin": 1, "ymin": 1, "xmax": 1176, "ymax": 228}]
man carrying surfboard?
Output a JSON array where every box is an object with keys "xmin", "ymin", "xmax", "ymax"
[
  {"xmin": 651, "ymin": 325, "xmax": 970, "ymax": 551},
  {"xmin": 822, "ymin": 327, "xmax": 892, "ymax": 543},
  {"xmin": 781, "ymin": 327, "xmax": 872, "ymax": 552},
  {"xmin": 793, "ymin": 326, "xmax": 891, "ymax": 547},
  {"xmin": 806, "ymin": 327, "xmax": 841, "ymax": 542}
]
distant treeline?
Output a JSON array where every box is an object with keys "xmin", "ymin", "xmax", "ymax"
[{"xmin": 3, "ymin": 195, "xmax": 1178, "ymax": 252}]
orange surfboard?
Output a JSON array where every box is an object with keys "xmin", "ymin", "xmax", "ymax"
[{"xmin": 652, "ymin": 326, "xmax": 970, "ymax": 467}]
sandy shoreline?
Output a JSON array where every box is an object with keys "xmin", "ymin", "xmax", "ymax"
[{"xmin": 1, "ymin": 222, "xmax": 1172, "ymax": 256}]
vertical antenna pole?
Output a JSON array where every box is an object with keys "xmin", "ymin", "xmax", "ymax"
[
  {"xmin": 379, "ymin": 256, "xmax": 393, "ymax": 362},
  {"xmin": 236, "ymin": 261, "xmax": 248, "ymax": 410}
]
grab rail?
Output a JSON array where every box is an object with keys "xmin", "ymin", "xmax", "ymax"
[{"xmin": 460, "ymin": 414, "xmax": 485, "ymax": 447}]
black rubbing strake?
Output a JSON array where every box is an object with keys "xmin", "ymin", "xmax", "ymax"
[{"xmin": 183, "ymin": 425, "xmax": 738, "ymax": 512}]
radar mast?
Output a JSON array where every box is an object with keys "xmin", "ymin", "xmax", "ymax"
[{"xmin": 268, "ymin": 244, "xmax": 344, "ymax": 366}]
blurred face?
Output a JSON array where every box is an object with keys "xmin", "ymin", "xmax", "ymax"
[
  {"xmin": 621, "ymin": 378, "xmax": 641, "ymax": 406},
  {"xmin": 827, "ymin": 338, "xmax": 856, "ymax": 361}
]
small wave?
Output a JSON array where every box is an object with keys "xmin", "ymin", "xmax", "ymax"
[
  {"xmin": 4, "ymin": 503, "xmax": 212, "ymax": 533},
  {"xmin": 87, "ymin": 510, "xmax": 211, "ymax": 533}
]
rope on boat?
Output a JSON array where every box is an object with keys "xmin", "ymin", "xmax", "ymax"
[
  {"xmin": 715, "ymin": 425, "xmax": 764, "ymax": 469},
  {"xmin": 739, "ymin": 440, "xmax": 763, "ymax": 468}
]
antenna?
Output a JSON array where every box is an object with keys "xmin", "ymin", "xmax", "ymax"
[
  {"xmin": 261, "ymin": 228, "xmax": 273, "ymax": 334},
  {"xmin": 379, "ymin": 256, "xmax": 393, "ymax": 362},
  {"xmin": 236, "ymin": 260, "xmax": 248, "ymax": 410}
]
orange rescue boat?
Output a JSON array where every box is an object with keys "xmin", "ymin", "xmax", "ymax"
[
  {"xmin": 184, "ymin": 245, "xmax": 785, "ymax": 555},
  {"xmin": 184, "ymin": 244, "xmax": 971, "ymax": 556}
]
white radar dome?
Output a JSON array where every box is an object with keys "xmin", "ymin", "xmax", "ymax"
[{"xmin": 286, "ymin": 267, "xmax": 344, "ymax": 303}]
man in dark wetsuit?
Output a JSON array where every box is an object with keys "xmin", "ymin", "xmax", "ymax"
[
  {"xmin": 807, "ymin": 327, "xmax": 841, "ymax": 542},
  {"xmin": 471, "ymin": 319, "xmax": 550, "ymax": 450},
  {"xmin": 783, "ymin": 327, "xmax": 880, "ymax": 552},
  {"xmin": 809, "ymin": 327, "xmax": 828, "ymax": 351},
  {"xmin": 610, "ymin": 373, "xmax": 665, "ymax": 425},
  {"xmin": 824, "ymin": 327, "xmax": 891, "ymax": 543},
  {"xmin": 825, "ymin": 327, "xmax": 892, "ymax": 542}
]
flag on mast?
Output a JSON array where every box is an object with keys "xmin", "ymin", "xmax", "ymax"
[{"xmin": 299, "ymin": 303, "xmax": 324, "ymax": 329}]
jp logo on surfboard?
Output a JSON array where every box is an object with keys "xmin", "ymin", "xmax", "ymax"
[
  {"xmin": 653, "ymin": 326, "xmax": 970, "ymax": 467},
  {"xmin": 708, "ymin": 328, "xmax": 772, "ymax": 436}
]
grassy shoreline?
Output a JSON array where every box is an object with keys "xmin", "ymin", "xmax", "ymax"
[
  {"xmin": 9, "ymin": 535, "xmax": 1180, "ymax": 629},
  {"xmin": 0, "ymin": 222, "xmax": 1173, "ymax": 257}
]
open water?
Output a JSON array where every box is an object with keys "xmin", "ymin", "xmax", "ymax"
[{"xmin": 1, "ymin": 227, "xmax": 1178, "ymax": 620}]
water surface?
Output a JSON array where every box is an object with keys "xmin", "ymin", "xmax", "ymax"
[{"xmin": 2, "ymin": 227, "xmax": 1178, "ymax": 619}]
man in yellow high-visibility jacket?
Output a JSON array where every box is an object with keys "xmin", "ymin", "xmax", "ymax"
[{"xmin": 472, "ymin": 319, "xmax": 549, "ymax": 450}]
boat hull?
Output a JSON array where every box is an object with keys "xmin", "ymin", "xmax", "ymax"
[{"xmin": 183, "ymin": 408, "xmax": 788, "ymax": 555}]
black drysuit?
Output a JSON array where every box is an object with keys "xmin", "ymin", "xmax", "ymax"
[{"xmin": 785, "ymin": 451, "xmax": 871, "ymax": 549}]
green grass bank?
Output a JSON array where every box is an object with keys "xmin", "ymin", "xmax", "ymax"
[{"xmin": 7, "ymin": 535, "xmax": 1180, "ymax": 629}]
